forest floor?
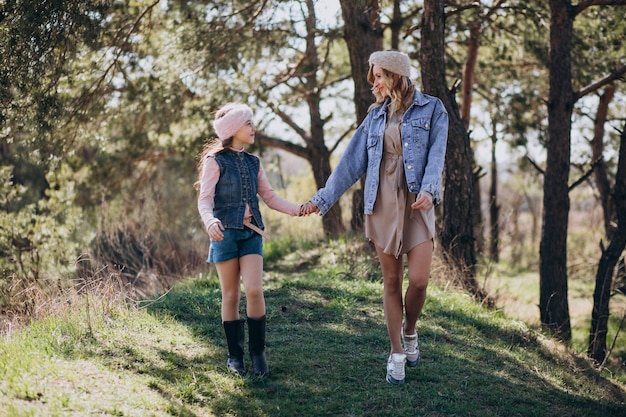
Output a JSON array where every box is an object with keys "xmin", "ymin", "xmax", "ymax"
[{"xmin": 1, "ymin": 237, "xmax": 625, "ymax": 416}]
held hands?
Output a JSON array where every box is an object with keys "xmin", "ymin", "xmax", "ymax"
[
  {"xmin": 208, "ymin": 220, "xmax": 225, "ymax": 241},
  {"xmin": 299, "ymin": 201, "xmax": 320, "ymax": 216},
  {"xmin": 411, "ymin": 191, "xmax": 433, "ymax": 210}
]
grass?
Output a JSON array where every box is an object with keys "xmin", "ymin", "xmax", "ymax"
[
  {"xmin": 481, "ymin": 260, "xmax": 626, "ymax": 377},
  {"xmin": 1, "ymin": 237, "xmax": 625, "ymax": 416}
]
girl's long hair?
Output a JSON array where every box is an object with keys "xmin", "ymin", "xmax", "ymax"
[
  {"xmin": 367, "ymin": 66, "xmax": 415, "ymax": 116},
  {"xmin": 193, "ymin": 141, "xmax": 213, "ymax": 191},
  {"xmin": 194, "ymin": 137, "xmax": 229, "ymax": 191}
]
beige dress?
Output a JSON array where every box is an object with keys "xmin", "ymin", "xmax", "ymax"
[{"xmin": 365, "ymin": 111, "xmax": 434, "ymax": 258}]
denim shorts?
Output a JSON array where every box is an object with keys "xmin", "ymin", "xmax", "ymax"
[{"xmin": 208, "ymin": 227, "xmax": 263, "ymax": 263}]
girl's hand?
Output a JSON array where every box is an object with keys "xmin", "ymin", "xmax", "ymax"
[
  {"xmin": 411, "ymin": 192, "xmax": 433, "ymax": 210},
  {"xmin": 300, "ymin": 201, "xmax": 320, "ymax": 216},
  {"xmin": 208, "ymin": 221, "xmax": 225, "ymax": 241}
]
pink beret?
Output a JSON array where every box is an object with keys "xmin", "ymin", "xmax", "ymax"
[{"xmin": 212, "ymin": 103, "xmax": 253, "ymax": 140}]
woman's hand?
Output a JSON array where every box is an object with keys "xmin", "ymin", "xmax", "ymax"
[
  {"xmin": 208, "ymin": 220, "xmax": 225, "ymax": 241},
  {"xmin": 411, "ymin": 192, "xmax": 433, "ymax": 210}
]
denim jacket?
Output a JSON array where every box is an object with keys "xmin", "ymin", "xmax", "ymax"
[
  {"xmin": 213, "ymin": 150, "xmax": 265, "ymax": 230},
  {"xmin": 311, "ymin": 90, "xmax": 448, "ymax": 216}
]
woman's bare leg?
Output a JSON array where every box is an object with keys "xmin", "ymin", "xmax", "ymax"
[
  {"xmin": 403, "ymin": 240, "xmax": 433, "ymax": 335},
  {"xmin": 375, "ymin": 245, "xmax": 405, "ymax": 354}
]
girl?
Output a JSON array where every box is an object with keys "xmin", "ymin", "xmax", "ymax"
[
  {"xmin": 302, "ymin": 50, "xmax": 448, "ymax": 384},
  {"xmin": 197, "ymin": 102, "xmax": 303, "ymax": 377}
]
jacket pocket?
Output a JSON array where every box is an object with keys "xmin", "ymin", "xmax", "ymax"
[
  {"xmin": 413, "ymin": 120, "xmax": 431, "ymax": 147},
  {"xmin": 411, "ymin": 118, "xmax": 431, "ymax": 142},
  {"xmin": 366, "ymin": 132, "xmax": 379, "ymax": 149}
]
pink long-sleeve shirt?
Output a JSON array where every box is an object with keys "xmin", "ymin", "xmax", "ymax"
[{"xmin": 197, "ymin": 150, "xmax": 301, "ymax": 232}]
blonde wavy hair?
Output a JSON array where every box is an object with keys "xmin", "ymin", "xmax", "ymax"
[{"xmin": 367, "ymin": 66, "xmax": 415, "ymax": 116}]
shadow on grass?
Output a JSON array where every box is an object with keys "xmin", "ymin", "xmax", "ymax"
[
  {"xmin": 77, "ymin": 271, "xmax": 626, "ymax": 417},
  {"xmin": 421, "ymin": 296, "xmax": 626, "ymax": 416}
]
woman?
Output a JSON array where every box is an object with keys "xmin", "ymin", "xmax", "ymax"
[
  {"xmin": 197, "ymin": 102, "xmax": 304, "ymax": 377},
  {"xmin": 302, "ymin": 50, "xmax": 448, "ymax": 384}
]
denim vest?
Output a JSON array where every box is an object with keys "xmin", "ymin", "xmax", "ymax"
[
  {"xmin": 213, "ymin": 150, "xmax": 264, "ymax": 230},
  {"xmin": 311, "ymin": 90, "xmax": 448, "ymax": 216}
]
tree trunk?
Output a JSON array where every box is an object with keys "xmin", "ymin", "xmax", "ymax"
[
  {"xmin": 461, "ymin": 25, "xmax": 480, "ymax": 131},
  {"xmin": 390, "ymin": 0, "xmax": 402, "ymax": 50},
  {"xmin": 489, "ymin": 115, "xmax": 499, "ymax": 262},
  {"xmin": 304, "ymin": 0, "xmax": 345, "ymax": 236},
  {"xmin": 340, "ymin": 0, "xmax": 381, "ymax": 124},
  {"xmin": 540, "ymin": 0, "xmax": 574, "ymax": 341},
  {"xmin": 510, "ymin": 194, "xmax": 522, "ymax": 266},
  {"xmin": 588, "ymin": 123, "xmax": 626, "ymax": 364},
  {"xmin": 460, "ymin": 2, "xmax": 508, "ymax": 261},
  {"xmin": 340, "ymin": 0, "xmax": 382, "ymax": 232},
  {"xmin": 464, "ymin": 24, "xmax": 484, "ymax": 260},
  {"xmin": 473, "ymin": 165, "xmax": 485, "ymax": 258},
  {"xmin": 420, "ymin": 0, "xmax": 483, "ymax": 298},
  {"xmin": 309, "ymin": 143, "xmax": 344, "ymax": 235},
  {"xmin": 592, "ymin": 86, "xmax": 616, "ymax": 239}
]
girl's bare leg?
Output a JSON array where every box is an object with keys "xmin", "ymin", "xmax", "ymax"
[
  {"xmin": 215, "ymin": 258, "xmax": 242, "ymax": 321},
  {"xmin": 240, "ymin": 254, "xmax": 265, "ymax": 319}
]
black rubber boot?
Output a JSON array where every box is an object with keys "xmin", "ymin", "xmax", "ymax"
[
  {"xmin": 223, "ymin": 319, "xmax": 246, "ymax": 375},
  {"xmin": 248, "ymin": 316, "xmax": 269, "ymax": 377}
]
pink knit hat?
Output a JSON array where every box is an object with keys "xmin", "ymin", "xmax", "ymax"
[
  {"xmin": 212, "ymin": 103, "xmax": 253, "ymax": 140},
  {"xmin": 368, "ymin": 50, "xmax": 412, "ymax": 78}
]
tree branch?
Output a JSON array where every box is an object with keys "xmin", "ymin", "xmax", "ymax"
[
  {"xmin": 526, "ymin": 155, "xmax": 545, "ymax": 176},
  {"xmin": 485, "ymin": 0, "xmax": 507, "ymax": 20},
  {"xmin": 575, "ymin": 63, "xmax": 626, "ymax": 100},
  {"xmin": 94, "ymin": 1, "xmax": 161, "ymax": 97},
  {"xmin": 254, "ymin": 132, "xmax": 309, "ymax": 159},
  {"xmin": 71, "ymin": 0, "xmax": 161, "ymax": 117},
  {"xmin": 64, "ymin": 0, "xmax": 161, "ymax": 145},
  {"xmin": 569, "ymin": 157, "xmax": 602, "ymax": 191},
  {"xmin": 445, "ymin": 1, "xmax": 480, "ymax": 18},
  {"xmin": 258, "ymin": 97, "xmax": 310, "ymax": 143},
  {"xmin": 574, "ymin": 0, "xmax": 626, "ymax": 15},
  {"xmin": 328, "ymin": 123, "xmax": 356, "ymax": 154}
]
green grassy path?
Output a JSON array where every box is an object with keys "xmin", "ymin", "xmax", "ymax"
[{"xmin": 1, "ymin": 241, "xmax": 625, "ymax": 416}]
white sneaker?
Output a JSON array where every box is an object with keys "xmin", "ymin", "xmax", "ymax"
[
  {"xmin": 386, "ymin": 353, "xmax": 406, "ymax": 385},
  {"xmin": 402, "ymin": 328, "xmax": 419, "ymax": 367}
]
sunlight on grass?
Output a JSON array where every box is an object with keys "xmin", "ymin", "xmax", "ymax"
[
  {"xmin": 1, "ymin": 236, "xmax": 625, "ymax": 416},
  {"xmin": 1, "ymin": 339, "xmax": 172, "ymax": 416},
  {"xmin": 481, "ymin": 263, "xmax": 626, "ymax": 368},
  {"xmin": 482, "ymin": 270, "xmax": 540, "ymax": 325}
]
